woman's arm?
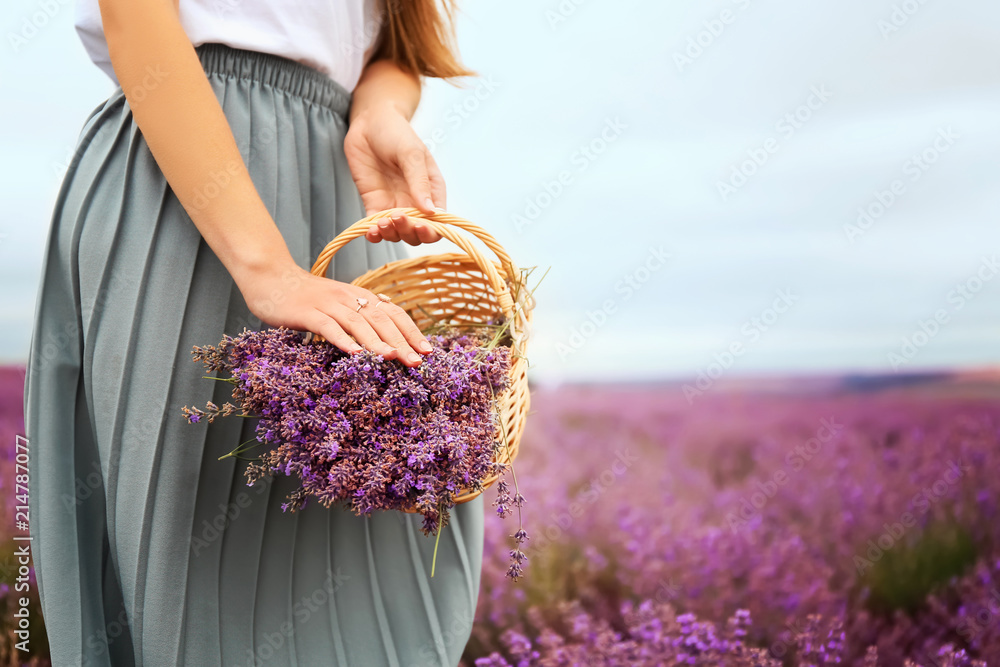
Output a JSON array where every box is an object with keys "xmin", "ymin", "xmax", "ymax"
[
  {"xmin": 351, "ymin": 58, "xmax": 422, "ymax": 123},
  {"xmin": 347, "ymin": 59, "xmax": 447, "ymax": 245},
  {"xmin": 99, "ymin": 0, "xmax": 292, "ymax": 292},
  {"xmin": 97, "ymin": 0, "xmax": 434, "ymax": 365}
]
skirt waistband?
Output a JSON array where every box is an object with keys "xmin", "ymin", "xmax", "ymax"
[{"xmin": 194, "ymin": 42, "xmax": 352, "ymax": 118}]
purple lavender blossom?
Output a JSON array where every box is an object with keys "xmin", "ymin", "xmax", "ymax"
[
  {"xmin": 462, "ymin": 379, "xmax": 1000, "ymax": 666},
  {"xmin": 183, "ymin": 325, "xmax": 519, "ymax": 546}
]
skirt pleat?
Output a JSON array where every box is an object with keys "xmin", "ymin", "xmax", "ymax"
[{"xmin": 25, "ymin": 42, "xmax": 484, "ymax": 667}]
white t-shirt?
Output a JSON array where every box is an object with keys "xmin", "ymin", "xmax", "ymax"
[{"xmin": 74, "ymin": 0, "xmax": 384, "ymax": 93}]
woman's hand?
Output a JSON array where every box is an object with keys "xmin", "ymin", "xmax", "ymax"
[
  {"xmin": 344, "ymin": 101, "xmax": 446, "ymax": 246},
  {"xmin": 234, "ymin": 258, "xmax": 433, "ymax": 367}
]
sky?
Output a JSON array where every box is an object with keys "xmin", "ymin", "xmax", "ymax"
[{"xmin": 2, "ymin": 0, "xmax": 999, "ymax": 384}]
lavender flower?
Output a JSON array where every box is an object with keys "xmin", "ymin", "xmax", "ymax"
[
  {"xmin": 461, "ymin": 380, "xmax": 1000, "ymax": 665},
  {"xmin": 183, "ymin": 324, "xmax": 522, "ymax": 553}
]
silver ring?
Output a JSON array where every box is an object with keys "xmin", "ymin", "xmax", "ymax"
[
  {"xmin": 356, "ymin": 297, "xmax": 369, "ymax": 312},
  {"xmin": 375, "ymin": 293, "xmax": 392, "ymax": 309}
]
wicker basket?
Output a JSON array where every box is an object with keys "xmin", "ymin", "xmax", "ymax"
[{"xmin": 309, "ymin": 207, "xmax": 534, "ymax": 509}]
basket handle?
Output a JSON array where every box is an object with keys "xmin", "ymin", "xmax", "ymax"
[{"xmin": 310, "ymin": 208, "xmax": 533, "ymax": 340}]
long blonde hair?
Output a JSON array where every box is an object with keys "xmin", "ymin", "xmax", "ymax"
[{"xmin": 372, "ymin": 0, "xmax": 477, "ymax": 82}]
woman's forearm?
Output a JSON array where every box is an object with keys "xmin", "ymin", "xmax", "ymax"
[
  {"xmin": 98, "ymin": 0, "xmax": 297, "ymax": 288},
  {"xmin": 350, "ymin": 58, "xmax": 422, "ymax": 123}
]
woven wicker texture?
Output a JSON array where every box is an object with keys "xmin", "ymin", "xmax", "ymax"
[{"xmin": 310, "ymin": 208, "xmax": 534, "ymax": 508}]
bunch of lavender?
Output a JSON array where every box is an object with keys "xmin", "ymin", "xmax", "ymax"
[{"xmin": 182, "ymin": 322, "xmax": 529, "ymax": 577}]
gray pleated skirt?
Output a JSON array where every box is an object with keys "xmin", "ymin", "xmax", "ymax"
[{"xmin": 24, "ymin": 42, "xmax": 483, "ymax": 667}]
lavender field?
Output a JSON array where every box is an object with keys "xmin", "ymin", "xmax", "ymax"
[{"xmin": 3, "ymin": 366, "xmax": 1000, "ymax": 666}]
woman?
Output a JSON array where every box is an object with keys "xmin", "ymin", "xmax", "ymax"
[{"xmin": 24, "ymin": 0, "xmax": 483, "ymax": 664}]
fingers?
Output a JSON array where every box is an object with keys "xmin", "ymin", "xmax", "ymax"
[
  {"xmin": 360, "ymin": 191, "xmax": 394, "ymax": 242},
  {"xmin": 426, "ymin": 153, "xmax": 447, "ymax": 212},
  {"xmin": 411, "ymin": 218, "xmax": 442, "ymax": 244},
  {"xmin": 392, "ymin": 214, "xmax": 442, "ymax": 246},
  {"xmin": 366, "ymin": 213, "xmax": 443, "ymax": 245},
  {"xmin": 368, "ymin": 216, "xmax": 402, "ymax": 243},
  {"xmin": 373, "ymin": 299, "xmax": 435, "ymax": 356},
  {"xmin": 304, "ymin": 310, "xmax": 363, "ymax": 355},
  {"xmin": 332, "ymin": 302, "xmax": 401, "ymax": 360},
  {"xmin": 398, "ymin": 145, "xmax": 437, "ymax": 214},
  {"xmin": 362, "ymin": 144, "xmax": 447, "ymax": 245},
  {"xmin": 361, "ymin": 301, "xmax": 432, "ymax": 365},
  {"xmin": 313, "ymin": 289, "xmax": 431, "ymax": 367}
]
